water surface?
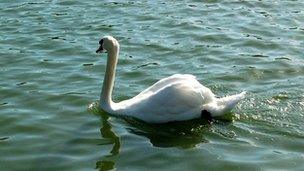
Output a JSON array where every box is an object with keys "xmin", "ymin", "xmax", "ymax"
[{"xmin": 1, "ymin": 0, "xmax": 304, "ymax": 170}]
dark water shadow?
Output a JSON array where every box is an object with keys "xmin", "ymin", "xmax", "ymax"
[
  {"xmin": 120, "ymin": 111, "xmax": 234, "ymax": 148},
  {"xmin": 122, "ymin": 116, "xmax": 212, "ymax": 149}
]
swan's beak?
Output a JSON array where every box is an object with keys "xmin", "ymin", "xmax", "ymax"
[{"xmin": 96, "ymin": 46, "xmax": 104, "ymax": 53}]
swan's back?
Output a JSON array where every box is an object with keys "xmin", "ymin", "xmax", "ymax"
[{"xmin": 137, "ymin": 74, "xmax": 196, "ymax": 96}]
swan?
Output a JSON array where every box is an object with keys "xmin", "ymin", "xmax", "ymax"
[{"xmin": 95, "ymin": 36, "xmax": 246, "ymax": 123}]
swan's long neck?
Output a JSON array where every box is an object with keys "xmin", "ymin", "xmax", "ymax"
[{"xmin": 100, "ymin": 43, "xmax": 119, "ymax": 111}]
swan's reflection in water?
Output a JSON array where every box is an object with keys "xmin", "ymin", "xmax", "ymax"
[
  {"xmin": 123, "ymin": 117, "xmax": 211, "ymax": 148},
  {"xmin": 94, "ymin": 105, "xmax": 232, "ymax": 170},
  {"xmin": 95, "ymin": 113, "xmax": 119, "ymax": 171}
]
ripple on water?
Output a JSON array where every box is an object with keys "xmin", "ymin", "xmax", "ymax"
[{"xmin": 1, "ymin": 0, "xmax": 304, "ymax": 171}]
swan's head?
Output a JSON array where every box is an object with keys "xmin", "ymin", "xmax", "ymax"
[{"xmin": 96, "ymin": 36, "xmax": 119, "ymax": 53}]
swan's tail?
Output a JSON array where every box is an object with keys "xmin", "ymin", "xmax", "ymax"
[
  {"xmin": 217, "ymin": 91, "xmax": 246, "ymax": 113},
  {"xmin": 203, "ymin": 91, "xmax": 246, "ymax": 117}
]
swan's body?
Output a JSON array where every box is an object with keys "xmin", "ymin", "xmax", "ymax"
[{"xmin": 96, "ymin": 36, "xmax": 246, "ymax": 123}]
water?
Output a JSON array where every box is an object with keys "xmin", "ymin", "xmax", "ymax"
[{"xmin": 1, "ymin": 0, "xmax": 304, "ymax": 170}]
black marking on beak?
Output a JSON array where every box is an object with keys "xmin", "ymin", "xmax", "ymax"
[
  {"xmin": 96, "ymin": 46, "xmax": 103, "ymax": 53},
  {"xmin": 96, "ymin": 39, "xmax": 104, "ymax": 53},
  {"xmin": 99, "ymin": 39, "xmax": 103, "ymax": 45}
]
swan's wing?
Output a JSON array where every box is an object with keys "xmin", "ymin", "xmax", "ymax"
[
  {"xmin": 115, "ymin": 76, "xmax": 218, "ymax": 122},
  {"xmin": 123, "ymin": 80, "xmax": 216, "ymax": 123},
  {"xmin": 152, "ymin": 82, "xmax": 204, "ymax": 114},
  {"xmin": 136, "ymin": 74, "xmax": 197, "ymax": 97}
]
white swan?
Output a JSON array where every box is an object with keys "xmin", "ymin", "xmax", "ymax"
[{"xmin": 95, "ymin": 36, "xmax": 246, "ymax": 123}]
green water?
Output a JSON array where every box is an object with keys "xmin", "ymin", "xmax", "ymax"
[{"xmin": 1, "ymin": 0, "xmax": 304, "ymax": 170}]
